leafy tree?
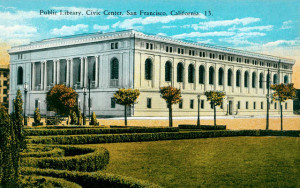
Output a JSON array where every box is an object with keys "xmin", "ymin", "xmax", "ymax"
[
  {"xmin": 160, "ymin": 86, "xmax": 182, "ymax": 127},
  {"xmin": 205, "ymin": 91, "xmax": 226, "ymax": 126},
  {"xmin": 34, "ymin": 108, "xmax": 41, "ymax": 125},
  {"xmin": 90, "ymin": 112, "xmax": 98, "ymax": 126},
  {"xmin": 113, "ymin": 88, "xmax": 140, "ymax": 126},
  {"xmin": 46, "ymin": 84, "xmax": 78, "ymax": 124},
  {"xmin": 271, "ymin": 83, "xmax": 296, "ymax": 130}
]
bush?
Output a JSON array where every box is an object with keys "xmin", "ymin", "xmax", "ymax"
[
  {"xmin": 29, "ymin": 130, "xmax": 300, "ymax": 145},
  {"xmin": 21, "ymin": 147, "xmax": 65, "ymax": 158},
  {"xmin": 34, "ymin": 108, "xmax": 41, "ymax": 125},
  {"xmin": 25, "ymin": 127, "xmax": 179, "ymax": 136},
  {"xmin": 21, "ymin": 175, "xmax": 81, "ymax": 188},
  {"xmin": 90, "ymin": 112, "xmax": 98, "ymax": 126},
  {"xmin": 21, "ymin": 167, "xmax": 162, "ymax": 188},
  {"xmin": 70, "ymin": 111, "xmax": 78, "ymax": 125},
  {"xmin": 21, "ymin": 146, "xmax": 109, "ymax": 172},
  {"xmin": 178, "ymin": 124, "xmax": 226, "ymax": 130}
]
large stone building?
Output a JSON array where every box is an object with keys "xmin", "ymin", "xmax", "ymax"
[
  {"xmin": 0, "ymin": 64, "xmax": 9, "ymax": 109},
  {"xmin": 8, "ymin": 30, "xmax": 294, "ymax": 117}
]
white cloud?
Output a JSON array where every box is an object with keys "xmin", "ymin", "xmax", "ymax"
[
  {"xmin": 219, "ymin": 32, "xmax": 265, "ymax": 46},
  {"xmin": 191, "ymin": 17, "xmax": 260, "ymax": 30},
  {"xmin": 0, "ymin": 25, "xmax": 37, "ymax": 39},
  {"xmin": 162, "ymin": 25, "xmax": 177, "ymax": 29},
  {"xmin": 197, "ymin": 39, "xmax": 212, "ymax": 44},
  {"xmin": 280, "ymin": 20, "xmax": 292, "ymax": 30},
  {"xmin": 262, "ymin": 40, "xmax": 299, "ymax": 47},
  {"xmin": 106, "ymin": 15, "xmax": 118, "ymax": 19},
  {"xmin": 50, "ymin": 24, "xmax": 88, "ymax": 36},
  {"xmin": 112, "ymin": 14, "xmax": 206, "ymax": 29},
  {"xmin": 172, "ymin": 31, "xmax": 235, "ymax": 39},
  {"xmin": 229, "ymin": 25, "xmax": 273, "ymax": 32},
  {"xmin": 156, "ymin": 33, "xmax": 167, "ymax": 36},
  {"xmin": 93, "ymin": 24, "xmax": 109, "ymax": 31}
]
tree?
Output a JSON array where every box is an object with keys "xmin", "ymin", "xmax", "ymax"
[
  {"xmin": 46, "ymin": 84, "xmax": 78, "ymax": 124},
  {"xmin": 270, "ymin": 83, "xmax": 296, "ymax": 130},
  {"xmin": 33, "ymin": 108, "xmax": 41, "ymax": 126},
  {"xmin": 160, "ymin": 86, "xmax": 182, "ymax": 127},
  {"xmin": 205, "ymin": 91, "xmax": 226, "ymax": 126},
  {"xmin": 90, "ymin": 112, "xmax": 98, "ymax": 126},
  {"xmin": 113, "ymin": 88, "xmax": 140, "ymax": 126}
]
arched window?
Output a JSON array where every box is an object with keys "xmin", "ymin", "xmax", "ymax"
[
  {"xmin": 199, "ymin": 65, "xmax": 205, "ymax": 84},
  {"xmin": 209, "ymin": 67, "xmax": 214, "ymax": 85},
  {"xmin": 17, "ymin": 66, "xmax": 23, "ymax": 85},
  {"xmin": 177, "ymin": 63, "xmax": 184, "ymax": 82},
  {"xmin": 259, "ymin": 73, "xmax": 263, "ymax": 88},
  {"xmin": 227, "ymin": 69, "xmax": 232, "ymax": 86},
  {"xmin": 236, "ymin": 70, "xmax": 241, "ymax": 87},
  {"xmin": 145, "ymin": 58, "xmax": 152, "ymax": 80},
  {"xmin": 266, "ymin": 73, "xmax": 270, "ymax": 88},
  {"xmin": 110, "ymin": 58, "xmax": 119, "ymax": 79},
  {"xmin": 165, "ymin": 61, "xmax": 172, "ymax": 82},
  {"xmin": 188, "ymin": 64, "xmax": 195, "ymax": 83},
  {"xmin": 244, "ymin": 71, "xmax": 249, "ymax": 88},
  {"xmin": 284, "ymin": 75, "xmax": 289, "ymax": 84},
  {"xmin": 273, "ymin": 74, "xmax": 278, "ymax": 84},
  {"xmin": 218, "ymin": 68, "xmax": 224, "ymax": 85},
  {"xmin": 252, "ymin": 72, "xmax": 256, "ymax": 88}
]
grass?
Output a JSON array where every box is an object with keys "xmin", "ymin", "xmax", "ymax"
[{"xmin": 87, "ymin": 137, "xmax": 300, "ymax": 187}]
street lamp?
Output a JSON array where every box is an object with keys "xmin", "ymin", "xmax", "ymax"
[
  {"xmin": 23, "ymin": 82, "xmax": 28, "ymax": 125},
  {"xmin": 83, "ymin": 87, "xmax": 87, "ymax": 125},
  {"xmin": 88, "ymin": 78, "xmax": 91, "ymax": 121},
  {"xmin": 197, "ymin": 94, "xmax": 200, "ymax": 127}
]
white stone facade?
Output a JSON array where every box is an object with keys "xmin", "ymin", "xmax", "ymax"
[{"xmin": 8, "ymin": 30, "xmax": 295, "ymax": 117}]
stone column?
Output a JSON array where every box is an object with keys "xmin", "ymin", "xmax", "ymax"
[
  {"xmin": 66, "ymin": 59, "xmax": 70, "ymax": 86},
  {"xmin": 80, "ymin": 57, "xmax": 84, "ymax": 88},
  {"xmin": 84, "ymin": 57, "xmax": 88, "ymax": 87},
  {"xmin": 41, "ymin": 61, "xmax": 44, "ymax": 90},
  {"xmin": 31, "ymin": 62, "xmax": 35, "ymax": 91},
  {"xmin": 70, "ymin": 58, "xmax": 74, "ymax": 88},
  {"xmin": 44, "ymin": 61, "xmax": 47, "ymax": 91},
  {"xmin": 56, "ymin": 60, "xmax": 60, "ymax": 84},
  {"xmin": 95, "ymin": 55, "xmax": 99, "ymax": 88}
]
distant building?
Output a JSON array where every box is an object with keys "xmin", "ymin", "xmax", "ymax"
[
  {"xmin": 0, "ymin": 64, "xmax": 9, "ymax": 109},
  {"xmin": 8, "ymin": 30, "xmax": 295, "ymax": 117}
]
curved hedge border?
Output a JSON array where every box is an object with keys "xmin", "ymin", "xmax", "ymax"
[
  {"xmin": 21, "ymin": 175, "xmax": 81, "ymax": 188},
  {"xmin": 29, "ymin": 130, "xmax": 300, "ymax": 145},
  {"xmin": 21, "ymin": 147, "xmax": 65, "ymax": 158},
  {"xmin": 25, "ymin": 127, "xmax": 179, "ymax": 136},
  {"xmin": 21, "ymin": 146, "xmax": 109, "ymax": 172},
  {"xmin": 21, "ymin": 167, "xmax": 162, "ymax": 188}
]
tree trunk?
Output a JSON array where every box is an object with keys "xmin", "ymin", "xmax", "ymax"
[
  {"xmin": 124, "ymin": 105, "xmax": 127, "ymax": 127},
  {"xmin": 214, "ymin": 105, "xmax": 216, "ymax": 126},
  {"xmin": 169, "ymin": 104, "xmax": 173, "ymax": 127},
  {"xmin": 280, "ymin": 102, "xmax": 283, "ymax": 131}
]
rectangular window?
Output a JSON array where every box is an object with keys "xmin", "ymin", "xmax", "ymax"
[
  {"xmin": 210, "ymin": 102, "xmax": 214, "ymax": 109},
  {"xmin": 220, "ymin": 102, "xmax": 223, "ymax": 109},
  {"xmin": 3, "ymin": 89, "xmax": 7, "ymax": 94},
  {"xmin": 146, "ymin": 43, "xmax": 149, "ymax": 49},
  {"xmin": 274, "ymin": 102, "xmax": 277, "ymax": 109},
  {"xmin": 203, "ymin": 52, "xmax": 205, "ymax": 57},
  {"xmin": 147, "ymin": 98, "xmax": 152, "ymax": 108},
  {"xmin": 285, "ymin": 103, "xmax": 287, "ymax": 110},
  {"xmin": 111, "ymin": 43, "xmax": 115, "ymax": 49},
  {"xmin": 115, "ymin": 43, "xmax": 118, "ymax": 49},
  {"xmin": 199, "ymin": 52, "xmax": 202, "ymax": 57},
  {"xmin": 178, "ymin": 48, "xmax": 181, "ymax": 54},
  {"xmin": 181, "ymin": 49, "xmax": 184, "ymax": 54},
  {"xmin": 3, "ymin": 97, "xmax": 7, "ymax": 102},
  {"xmin": 253, "ymin": 102, "xmax": 256, "ymax": 109},
  {"xmin": 201, "ymin": 100, "xmax": 204, "ymax": 109},
  {"xmin": 190, "ymin": 99, "xmax": 194, "ymax": 109},
  {"xmin": 238, "ymin": 101, "xmax": 240, "ymax": 109},
  {"xmin": 261, "ymin": 102, "xmax": 263, "ymax": 109},
  {"xmin": 179, "ymin": 99, "xmax": 183, "ymax": 109},
  {"xmin": 166, "ymin": 46, "xmax": 169, "ymax": 52},
  {"xmin": 192, "ymin": 50, "xmax": 195, "ymax": 56},
  {"xmin": 4, "ymin": 81, "xmax": 7, "ymax": 86},
  {"xmin": 246, "ymin": 102, "xmax": 248, "ymax": 109},
  {"xmin": 189, "ymin": 50, "xmax": 192, "ymax": 55},
  {"xmin": 170, "ymin": 47, "xmax": 173, "ymax": 53},
  {"xmin": 150, "ymin": 43, "xmax": 153, "ymax": 50},
  {"xmin": 111, "ymin": 98, "xmax": 116, "ymax": 108}
]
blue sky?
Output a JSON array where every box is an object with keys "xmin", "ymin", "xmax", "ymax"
[{"xmin": 0, "ymin": 0, "xmax": 299, "ymax": 51}]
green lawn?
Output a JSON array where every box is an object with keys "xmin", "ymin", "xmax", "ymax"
[{"xmin": 87, "ymin": 137, "xmax": 300, "ymax": 187}]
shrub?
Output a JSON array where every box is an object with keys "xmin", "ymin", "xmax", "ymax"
[
  {"xmin": 29, "ymin": 130, "xmax": 300, "ymax": 145},
  {"xmin": 70, "ymin": 111, "xmax": 78, "ymax": 125},
  {"xmin": 178, "ymin": 124, "xmax": 226, "ymax": 130},
  {"xmin": 33, "ymin": 108, "xmax": 41, "ymax": 126},
  {"xmin": 25, "ymin": 127, "xmax": 179, "ymax": 136},
  {"xmin": 21, "ymin": 175, "xmax": 81, "ymax": 188},
  {"xmin": 21, "ymin": 167, "xmax": 162, "ymax": 188},
  {"xmin": 90, "ymin": 112, "xmax": 98, "ymax": 126},
  {"xmin": 21, "ymin": 147, "xmax": 65, "ymax": 158},
  {"xmin": 21, "ymin": 146, "xmax": 109, "ymax": 172}
]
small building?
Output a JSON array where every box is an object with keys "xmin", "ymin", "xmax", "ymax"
[
  {"xmin": 0, "ymin": 64, "xmax": 10, "ymax": 109},
  {"xmin": 8, "ymin": 30, "xmax": 295, "ymax": 117}
]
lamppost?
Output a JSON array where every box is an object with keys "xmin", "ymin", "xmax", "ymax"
[
  {"xmin": 266, "ymin": 68, "xmax": 270, "ymax": 130},
  {"xmin": 88, "ymin": 78, "xmax": 91, "ymax": 121},
  {"xmin": 23, "ymin": 82, "xmax": 28, "ymax": 125},
  {"xmin": 197, "ymin": 94, "xmax": 200, "ymax": 127},
  {"xmin": 83, "ymin": 87, "xmax": 87, "ymax": 125}
]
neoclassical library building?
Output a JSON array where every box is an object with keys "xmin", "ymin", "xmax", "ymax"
[{"xmin": 8, "ymin": 30, "xmax": 294, "ymax": 117}]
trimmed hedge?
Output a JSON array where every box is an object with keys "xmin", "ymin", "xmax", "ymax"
[
  {"xmin": 179, "ymin": 124, "xmax": 226, "ymax": 130},
  {"xmin": 21, "ymin": 147, "xmax": 65, "ymax": 158},
  {"xmin": 21, "ymin": 146, "xmax": 109, "ymax": 172},
  {"xmin": 25, "ymin": 127, "xmax": 179, "ymax": 136},
  {"xmin": 21, "ymin": 175, "xmax": 81, "ymax": 188},
  {"xmin": 29, "ymin": 130, "xmax": 300, "ymax": 145},
  {"xmin": 21, "ymin": 167, "xmax": 162, "ymax": 188}
]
